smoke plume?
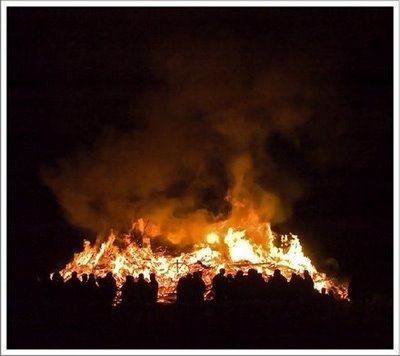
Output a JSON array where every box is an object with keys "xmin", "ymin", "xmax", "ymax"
[{"xmin": 42, "ymin": 34, "xmax": 314, "ymax": 246}]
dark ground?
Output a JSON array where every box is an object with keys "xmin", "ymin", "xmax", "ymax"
[{"xmin": 7, "ymin": 290, "xmax": 393, "ymax": 350}]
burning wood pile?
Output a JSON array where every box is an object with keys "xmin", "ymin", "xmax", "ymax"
[{"xmin": 56, "ymin": 203, "xmax": 348, "ymax": 303}]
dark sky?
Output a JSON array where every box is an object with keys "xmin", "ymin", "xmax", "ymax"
[{"xmin": 7, "ymin": 7, "xmax": 393, "ymax": 294}]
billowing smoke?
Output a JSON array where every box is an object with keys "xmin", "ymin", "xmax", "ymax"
[{"xmin": 42, "ymin": 35, "xmax": 313, "ymax": 246}]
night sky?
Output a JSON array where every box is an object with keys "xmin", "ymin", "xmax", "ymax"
[{"xmin": 7, "ymin": 6, "xmax": 393, "ymax": 301}]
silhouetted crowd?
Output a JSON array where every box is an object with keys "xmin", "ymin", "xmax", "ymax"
[
  {"xmin": 10, "ymin": 266, "xmax": 392, "ymax": 349},
  {"xmin": 175, "ymin": 267, "xmax": 339, "ymax": 305},
  {"xmin": 42, "ymin": 267, "xmax": 347, "ymax": 311},
  {"xmin": 45, "ymin": 270, "xmax": 159, "ymax": 312}
]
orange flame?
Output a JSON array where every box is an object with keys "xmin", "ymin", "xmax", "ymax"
[{"xmin": 56, "ymin": 202, "xmax": 348, "ymax": 303}]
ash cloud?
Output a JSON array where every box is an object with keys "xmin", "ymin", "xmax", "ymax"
[{"xmin": 42, "ymin": 34, "xmax": 316, "ymax": 246}]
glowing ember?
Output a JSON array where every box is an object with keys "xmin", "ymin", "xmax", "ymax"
[{"xmin": 55, "ymin": 203, "xmax": 348, "ymax": 303}]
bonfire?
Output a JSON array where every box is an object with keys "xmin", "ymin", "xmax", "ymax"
[{"xmin": 56, "ymin": 199, "xmax": 348, "ymax": 303}]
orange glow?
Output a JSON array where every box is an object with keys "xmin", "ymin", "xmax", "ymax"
[{"xmin": 56, "ymin": 199, "xmax": 348, "ymax": 303}]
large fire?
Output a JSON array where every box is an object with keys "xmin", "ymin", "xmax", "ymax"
[{"xmin": 56, "ymin": 201, "xmax": 348, "ymax": 303}]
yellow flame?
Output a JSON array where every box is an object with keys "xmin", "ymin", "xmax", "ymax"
[
  {"xmin": 206, "ymin": 232, "xmax": 219, "ymax": 244},
  {"xmin": 224, "ymin": 228, "xmax": 261, "ymax": 263},
  {"xmin": 55, "ymin": 199, "xmax": 347, "ymax": 302}
]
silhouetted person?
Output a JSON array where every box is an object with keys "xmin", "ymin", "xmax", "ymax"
[
  {"xmin": 135, "ymin": 273, "xmax": 149, "ymax": 306},
  {"xmin": 96, "ymin": 276, "xmax": 107, "ymax": 307},
  {"xmin": 81, "ymin": 273, "xmax": 88, "ymax": 283},
  {"xmin": 177, "ymin": 276, "xmax": 187, "ymax": 306},
  {"xmin": 288, "ymin": 273, "xmax": 303, "ymax": 298},
  {"xmin": 81, "ymin": 273, "xmax": 99, "ymax": 320},
  {"xmin": 313, "ymin": 286, "xmax": 335, "ymax": 320},
  {"xmin": 47, "ymin": 272, "xmax": 67, "ymax": 324},
  {"xmin": 49, "ymin": 272, "xmax": 64, "ymax": 298},
  {"xmin": 79, "ymin": 273, "xmax": 90, "ymax": 304},
  {"xmin": 148, "ymin": 273, "xmax": 159, "ymax": 306},
  {"xmin": 303, "ymin": 270, "xmax": 314, "ymax": 295},
  {"xmin": 88, "ymin": 273, "xmax": 97, "ymax": 285},
  {"xmin": 232, "ymin": 270, "xmax": 245, "ymax": 301},
  {"xmin": 246, "ymin": 269, "xmax": 265, "ymax": 301},
  {"xmin": 49, "ymin": 272, "xmax": 65, "ymax": 311},
  {"xmin": 267, "ymin": 269, "xmax": 288, "ymax": 300},
  {"xmin": 85, "ymin": 273, "xmax": 99, "ymax": 301},
  {"xmin": 212, "ymin": 268, "xmax": 228, "ymax": 302},
  {"xmin": 66, "ymin": 271, "xmax": 82, "ymax": 300},
  {"xmin": 192, "ymin": 271, "xmax": 206, "ymax": 304},
  {"xmin": 65, "ymin": 271, "xmax": 82, "ymax": 320},
  {"xmin": 226, "ymin": 273, "xmax": 234, "ymax": 301},
  {"xmin": 100, "ymin": 272, "xmax": 117, "ymax": 307},
  {"xmin": 184, "ymin": 273, "xmax": 196, "ymax": 303},
  {"xmin": 121, "ymin": 275, "xmax": 135, "ymax": 309}
]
